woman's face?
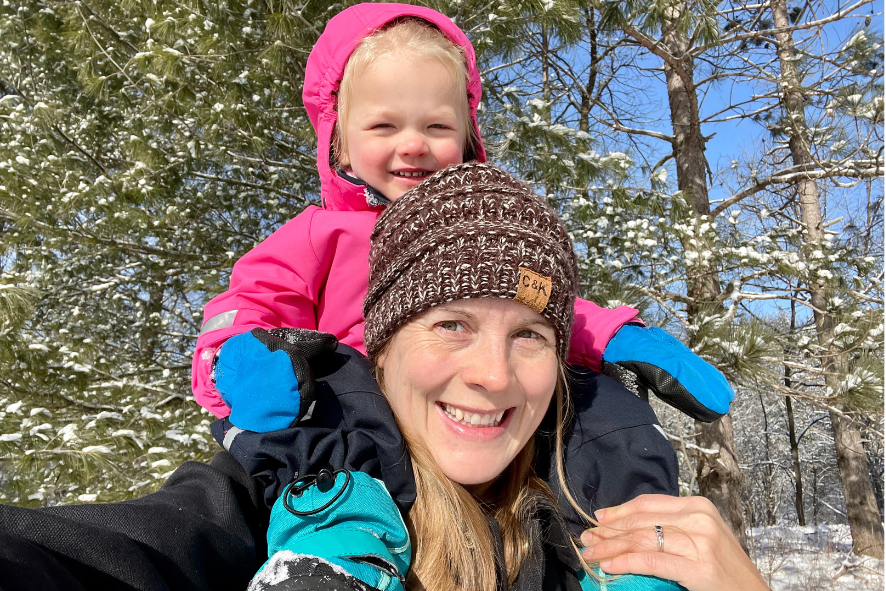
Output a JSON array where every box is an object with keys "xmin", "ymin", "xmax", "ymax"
[{"xmin": 377, "ymin": 298, "xmax": 559, "ymax": 487}]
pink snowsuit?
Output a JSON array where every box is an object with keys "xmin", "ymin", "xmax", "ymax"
[{"xmin": 192, "ymin": 3, "xmax": 640, "ymax": 418}]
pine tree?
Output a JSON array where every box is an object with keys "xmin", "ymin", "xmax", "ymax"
[
  {"xmin": 0, "ymin": 0, "xmax": 325, "ymax": 504},
  {"xmin": 593, "ymin": 0, "xmax": 751, "ymax": 546},
  {"xmin": 761, "ymin": 0, "xmax": 882, "ymax": 557}
]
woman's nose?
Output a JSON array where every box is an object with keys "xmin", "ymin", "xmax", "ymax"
[{"xmin": 462, "ymin": 341, "xmax": 511, "ymax": 394}]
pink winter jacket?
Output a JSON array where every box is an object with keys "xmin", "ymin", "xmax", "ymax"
[{"xmin": 192, "ymin": 3, "xmax": 640, "ymax": 418}]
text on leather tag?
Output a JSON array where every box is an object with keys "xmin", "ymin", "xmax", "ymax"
[{"xmin": 514, "ymin": 267, "xmax": 552, "ymax": 314}]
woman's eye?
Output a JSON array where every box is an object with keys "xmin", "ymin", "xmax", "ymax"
[
  {"xmin": 438, "ymin": 320, "xmax": 465, "ymax": 332},
  {"xmin": 515, "ymin": 329, "xmax": 539, "ymax": 340}
]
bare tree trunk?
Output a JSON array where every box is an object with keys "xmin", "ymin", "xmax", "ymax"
[
  {"xmin": 759, "ymin": 392, "xmax": 776, "ymax": 525},
  {"xmin": 578, "ymin": 9, "xmax": 598, "ymax": 207},
  {"xmin": 830, "ymin": 411, "xmax": 883, "ymax": 557},
  {"xmin": 696, "ymin": 414, "xmax": 747, "ymax": 550},
  {"xmin": 659, "ymin": 13, "xmax": 747, "ymax": 551},
  {"xmin": 812, "ymin": 467, "xmax": 820, "ymax": 524},
  {"xmin": 578, "ymin": 7, "xmax": 597, "ymax": 138},
  {"xmin": 784, "ymin": 392, "xmax": 806, "ymax": 526},
  {"xmin": 540, "ymin": 24, "xmax": 555, "ymax": 201},
  {"xmin": 785, "ymin": 298, "xmax": 806, "ymax": 526},
  {"xmin": 772, "ymin": 0, "xmax": 883, "ymax": 558}
]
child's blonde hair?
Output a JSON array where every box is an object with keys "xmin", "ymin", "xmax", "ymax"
[{"xmin": 334, "ymin": 18, "xmax": 480, "ymax": 167}]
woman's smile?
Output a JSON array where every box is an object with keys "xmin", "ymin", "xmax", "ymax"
[
  {"xmin": 439, "ymin": 402, "xmax": 508, "ymax": 427},
  {"xmin": 436, "ymin": 402, "xmax": 514, "ymax": 442}
]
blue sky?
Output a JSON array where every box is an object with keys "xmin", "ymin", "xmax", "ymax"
[{"xmin": 596, "ymin": 0, "xmax": 884, "ymax": 205}]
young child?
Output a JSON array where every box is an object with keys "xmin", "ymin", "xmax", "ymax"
[
  {"xmin": 200, "ymin": 0, "xmax": 732, "ymax": 532},
  {"xmin": 193, "ymin": 3, "xmax": 732, "ymax": 434}
]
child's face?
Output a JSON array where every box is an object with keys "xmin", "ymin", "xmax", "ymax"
[{"xmin": 344, "ymin": 55, "xmax": 467, "ymax": 202}]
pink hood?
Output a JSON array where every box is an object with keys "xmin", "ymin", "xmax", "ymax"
[{"xmin": 302, "ymin": 3, "xmax": 487, "ymax": 212}]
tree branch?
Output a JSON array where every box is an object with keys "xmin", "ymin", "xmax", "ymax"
[
  {"xmin": 699, "ymin": 0, "xmax": 877, "ymax": 55},
  {"xmin": 0, "ymin": 207, "xmax": 207, "ymax": 261},
  {"xmin": 712, "ymin": 161, "xmax": 885, "ymax": 217}
]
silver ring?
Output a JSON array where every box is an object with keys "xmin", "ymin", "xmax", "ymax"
[{"xmin": 654, "ymin": 525, "xmax": 664, "ymax": 553}]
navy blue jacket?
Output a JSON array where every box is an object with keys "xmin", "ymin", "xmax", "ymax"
[
  {"xmin": 0, "ymin": 346, "xmax": 676, "ymax": 590},
  {"xmin": 211, "ymin": 345, "xmax": 416, "ymax": 516},
  {"xmin": 538, "ymin": 365, "xmax": 679, "ymax": 536}
]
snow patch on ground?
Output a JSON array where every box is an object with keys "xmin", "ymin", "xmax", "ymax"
[{"xmin": 750, "ymin": 525, "xmax": 883, "ymax": 590}]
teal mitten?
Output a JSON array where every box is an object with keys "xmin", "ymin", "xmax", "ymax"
[
  {"xmin": 577, "ymin": 567, "xmax": 686, "ymax": 590},
  {"xmin": 252, "ymin": 469, "xmax": 410, "ymax": 591}
]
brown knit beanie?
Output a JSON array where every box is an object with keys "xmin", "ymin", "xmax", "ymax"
[{"xmin": 363, "ymin": 162, "xmax": 578, "ymax": 360}]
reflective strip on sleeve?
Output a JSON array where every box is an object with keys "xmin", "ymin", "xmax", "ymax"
[
  {"xmin": 222, "ymin": 426, "xmax": 244, "ymax": 451},
  {"xmin": 298, "ymin": 400, "xmax": 316, "ymax": 423},
  {"xmin": 199, "ymin": 310, "xmax": 238, "ymax": 337}
]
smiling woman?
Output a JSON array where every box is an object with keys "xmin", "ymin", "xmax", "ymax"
[
  {"xmin": 0, "ymin": 161, "xmax": 768, "ymax": 591},
  {"xmin": 378, "ymin": 298, "xmax": 559, "ymax": 488},
  {"xmin": 362, "ymin": 162, "xmax": 582, "ymax": 590},
  {"xmin": 356, "ymin": 162, "xmax": 771, "ymax": 591}
]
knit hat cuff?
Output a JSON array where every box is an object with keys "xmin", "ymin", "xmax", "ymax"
[{"xmin": 364, "ymin": 228, "xmax": 576, "ymax": 360}]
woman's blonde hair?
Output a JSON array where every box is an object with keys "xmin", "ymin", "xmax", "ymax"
[
  {"xmin": 375, "ymin": 354, "xmax": 598, "ymax": 591},
  {"xmin": 333, "ymin": 18, "xmax": 480, "ymax": 168}
]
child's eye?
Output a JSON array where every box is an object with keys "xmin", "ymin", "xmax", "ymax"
[
  {"xmin": 370, "ymin": 123, "xmax": 394, "ymax": 129},
  {"xmin": 429, "ymin": 123, "xmax": 454, "ymax": 130}
]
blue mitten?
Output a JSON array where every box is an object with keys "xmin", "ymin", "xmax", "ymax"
[
  {"xmin": 578, "ymin": 567, "xmax": 685, "ymax": 590},
  {"xmin": 212, "ymin": 328, "xmax": 339, "ymax": 432},
  {"xmin": 602, "ymin": 325, "xmax": 734, "ymax": 422},
  {"xmin": 248, "ymin": 469, "xmax": 411, "ymax": 591}
]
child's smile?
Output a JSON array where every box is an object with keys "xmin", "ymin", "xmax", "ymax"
[
  {"xmin": 344, "ymin": 54, "xmax": 467, "ymax": 202},
  {"xmin": 392, "ymin": 170, "xmax": 432, "ymax": 178}
]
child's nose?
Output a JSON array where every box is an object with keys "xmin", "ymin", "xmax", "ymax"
[{"xmin": 397, "ymin": 131, "xmax": 430, "ymax": 157}]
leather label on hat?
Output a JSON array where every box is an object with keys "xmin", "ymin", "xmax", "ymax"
[{"xmin": 515, "ymin": 267, "xmax": 552, "ymax": 314}]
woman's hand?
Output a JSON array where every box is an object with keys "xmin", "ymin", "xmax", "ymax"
[{"xmin": 579, "ymin": 494, "xmax": 770, "ymax": 591}]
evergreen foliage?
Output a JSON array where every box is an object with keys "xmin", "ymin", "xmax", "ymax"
[
  {"xmin": 0, "ymin": 0, "xmax": 882, "ymax": 550},
  {"xmin": 0, "ymin": 0, "xmax": 326, "ymax": 504}
]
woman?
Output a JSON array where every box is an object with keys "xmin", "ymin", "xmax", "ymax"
[
  {"xmin": 0, "ymin": 163, "xmax": 766, "ymax": 591},
  {"xmin": 247, "ymin": 162, "xmax": 769, "ymax": 591},
  {"xmin": 372, "ymin": 163, "xmax": 769, "ymax": 591},
  {"xmin": 361, "ymin": 160, "xmax": 590, "ymax": 590}
]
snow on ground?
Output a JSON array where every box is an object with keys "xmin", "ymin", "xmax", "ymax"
[{"xmin": 749, "ymin": 525, "xmax": 883, "ymax": 590}]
